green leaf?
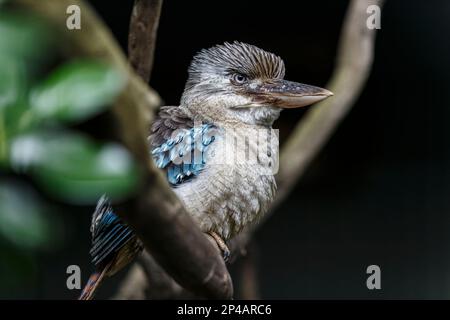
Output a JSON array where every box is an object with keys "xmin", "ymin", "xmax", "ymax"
[
  {"xmin": 0, "ymin": 11, "xmax": 54, "ymax": 150},
  {"xmin": 10, "ymin": 131, "xmax": 140, "ymax": 204},
  {"xmin": 0, "ymin": 180, "xmax": 53, "ymax": 249},
  {"xmin": 30, "ymin": 61, "xmax": 126, "ymax": 123},
  {"xmin": 0, "ymin": 101, "xmax": 35, "ymax": 165},
  {"xmin": 0, "ymin": 57, "xmax": 30, "ymax": 157}
]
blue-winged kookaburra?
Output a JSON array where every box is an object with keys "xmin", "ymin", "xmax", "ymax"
[{"xmin": 79, "ymin": 42, "xmax": 333, "ymax": 299}]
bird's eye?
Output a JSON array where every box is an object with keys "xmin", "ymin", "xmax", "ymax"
[{"xmin": 231, "ymin": 73, "xmax": 248, "ymax": 85}]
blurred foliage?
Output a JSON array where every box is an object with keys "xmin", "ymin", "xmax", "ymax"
[
  {"xmin": 0, "ymin": 11, "xmax": 54, "ymax": 67},
  {"xmin": 0, "ymin": 180, "xmax": 56, "ymax": 249},
  {"xmin": 0, "ymin": 7, "xmax": 141, "ymax": 290},
  {"xmin": 11, "ymin": 131, "xmax": 138, "ymax": 203},
  {"xmin": 30, "ymin": 61, "xmax": 125, "ymax": 123}
]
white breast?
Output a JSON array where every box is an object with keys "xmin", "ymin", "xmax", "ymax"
[{"xmin": 174, "ymin": 125, "xmax": 279, "ymax": 240}]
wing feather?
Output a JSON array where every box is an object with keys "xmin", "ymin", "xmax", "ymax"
[
  {"xmin": 89, "ymin": 196, "xmax": 136, "ymax": 269},
  {"xmin": 149, "ymin": 106, "xmax": 217, "ymax": 186}
]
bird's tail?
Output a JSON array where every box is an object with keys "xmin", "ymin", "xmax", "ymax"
[{"xmin": 79, "ymin": 268, "xmax": 107, "ymax": 300}]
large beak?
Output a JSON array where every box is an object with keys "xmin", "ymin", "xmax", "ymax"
[{"xmin": 250, "ymin": 79, "xmax": 333, "ymax": 108}]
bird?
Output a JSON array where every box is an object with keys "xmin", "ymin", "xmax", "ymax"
[{"xmin": 79, "ymin": 41, "xmax": 333, "ymax": 300}]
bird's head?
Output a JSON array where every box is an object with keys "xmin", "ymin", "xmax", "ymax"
[{"xmin": 180, "ymin": 42, "xmax": 333, "ymax": 126}]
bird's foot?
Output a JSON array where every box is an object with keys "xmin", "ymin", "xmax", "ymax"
[{"xmin": 207, "ymin": 231, "xmax": 230, "ymax": 262}]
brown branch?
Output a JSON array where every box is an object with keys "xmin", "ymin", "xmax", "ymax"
[
  {"xmin": 128, "ymin": 0, "xmax": 163, "ymax": 82},
  {"xmin": 15, "ymin": 0, "xmax": 233, "ymax": 299}
]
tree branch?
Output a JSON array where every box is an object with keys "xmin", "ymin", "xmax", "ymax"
[
  {"xmin": 128, "ymin": 0, "xmax": 163, "ymax": 82},
  {"xmin": 15, "ymin": 0, "xmax": 233, "ymax": 299}
]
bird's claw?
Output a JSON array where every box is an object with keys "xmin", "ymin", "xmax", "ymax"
[
  {"xmin": 221, "ymin": 246, "xmax": 231, "ymax": 262},
  {"xmin": 207, "ymin": 231, "xmax": 230, "ymax": 263}
]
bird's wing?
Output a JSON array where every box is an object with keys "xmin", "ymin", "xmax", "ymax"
[
  {"xmin": 149, "ymin": 106, "xmax": 217, "ymax": 186},
  {"xmin": 149, "ymin": 106, "xmax": 194, "ymax": 146},
  {"xmin": 89, "ymin": 196, "xmax": 136, "ymax": 268}
]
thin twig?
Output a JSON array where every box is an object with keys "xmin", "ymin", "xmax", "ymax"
[{"xmin": 128, "ymin": 0, "xmax": 163, "ymax": 82}]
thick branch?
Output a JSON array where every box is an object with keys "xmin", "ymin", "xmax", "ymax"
[
  {"xmin": 128, "ymin": 0, "xmax": 163, "ymax": 82},
  {"xmin": 15, "ymin": 0, "xmax": 233, "ymax": 299}
]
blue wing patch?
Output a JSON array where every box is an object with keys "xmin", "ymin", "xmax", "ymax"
[
  {"xmin": 90, "ymin": 196, "xmax": 135, "ymax": 268},
  {"xmin": 151, "ymin": 124, "xmax": 216, "ymax": 185}
]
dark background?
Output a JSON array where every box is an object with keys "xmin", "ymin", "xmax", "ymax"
[{"xmin": 5, "ymin": 0, "xmax": 450, "ymax": 299}]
